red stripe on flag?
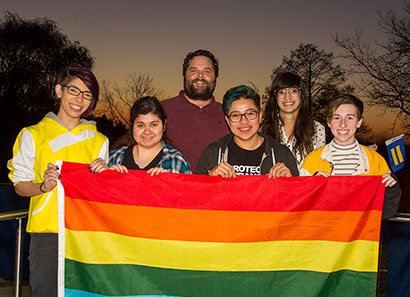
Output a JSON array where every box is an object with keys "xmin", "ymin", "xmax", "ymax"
[{"xmin": 60, "ymin": 162, "xmax": 385, "ymax": 212}]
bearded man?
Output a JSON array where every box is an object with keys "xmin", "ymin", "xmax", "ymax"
[{"xmin": 162, "ymin": 49, "xmax": 229, "ymax": 171}]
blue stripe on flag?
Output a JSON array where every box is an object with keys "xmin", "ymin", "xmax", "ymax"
[{"xmin": 65, "ymin": 288, "xmax": 180, "ymax": 297}]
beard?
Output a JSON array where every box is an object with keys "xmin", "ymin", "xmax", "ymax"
[{"xmin": 184, "ymin": 78, "xmax": 216, "ymax": 101}]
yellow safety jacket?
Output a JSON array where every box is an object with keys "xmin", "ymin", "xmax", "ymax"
[{"xmin": 8, "ymin": 112, "xmax": 109, "ymax": 233}]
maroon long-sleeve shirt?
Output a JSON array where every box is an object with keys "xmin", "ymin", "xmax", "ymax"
[{"xmin": 161, "ymin": 90, "xmax": 229, "ymax": 171}]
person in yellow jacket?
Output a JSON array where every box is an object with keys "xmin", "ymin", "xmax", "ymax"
[
  {"xmin": 301, "ymin": 94, "xmax": 401, "ymax": 220},
  {"xmin": 7, "ymin": 66, "xmax": 109, "ymax": 297}
]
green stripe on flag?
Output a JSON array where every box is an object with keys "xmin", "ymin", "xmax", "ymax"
[{"xmin": 65, "ymin": 259, "xmax": 376, "ymax": 297}]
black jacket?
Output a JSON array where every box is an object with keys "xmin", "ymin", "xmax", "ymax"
[
  {"xmin": 195, "ymin": 133, "xmax": 299, "ymax": 176},
  {"xmin": 382, "ymin": 174, "xmax": 401, "ymax": 219}
]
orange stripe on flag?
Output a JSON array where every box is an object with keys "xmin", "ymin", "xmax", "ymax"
[{"xmin": 65, "ymin": 197, "xmax": 381, "ymax": 243}]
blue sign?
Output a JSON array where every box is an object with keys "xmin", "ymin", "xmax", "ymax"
[{"xmin": 385, "ymin": 134, "xmax": 406, "ymax": 172}]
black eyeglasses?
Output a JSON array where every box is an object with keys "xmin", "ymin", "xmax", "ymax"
[
  {"xmin": 62, "ymin": 85, "xmax": 93, "ymax": 101},
  {"xmin": 227, "ymin": 109, "xmax": 259, "ymax": 123}
]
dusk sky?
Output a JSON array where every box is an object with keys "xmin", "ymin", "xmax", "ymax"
[{"xmin": 2, "ymin": 0, "xmax": 408, "ymax": 139}]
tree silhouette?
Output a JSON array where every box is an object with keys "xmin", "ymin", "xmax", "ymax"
[
  {"xmin": 265, "ymin": 43, "xmax": 376, "ymax": 142},
  {"xmin": 268, "ymin": 43, "xmax": 349, "ymax": 123},
  {"xmin": 0, "ymin": 12, "xmax": 95, "ymax": 182},
  {"xmin": 98, "ymin": 72, "xmax": 166, "ymax": 126},
  {"xmin": 335, "ymin": 2, "xmax": 410, "ymax": 134},
  {"xmin": 0, "ymin": 12, "xmax": 94, "ymax": 117},
  {"xmin": 93, "ymin": 115, "xmax": 127, "ymax": 150}
]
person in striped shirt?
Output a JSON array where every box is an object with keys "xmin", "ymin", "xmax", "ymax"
[{"xmin": 301, "ymin": 94, "xmax": 401, "ymax": 219}]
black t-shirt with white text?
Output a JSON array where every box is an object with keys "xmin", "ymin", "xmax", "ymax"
[{"xmin": 227, "ymin": 139, "xmax": 265, "ymax": 175}]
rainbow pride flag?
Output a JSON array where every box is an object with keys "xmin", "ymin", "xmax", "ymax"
[{"xmin": 57, "ymin": 161, "xmax": 384, "ymax": 297}]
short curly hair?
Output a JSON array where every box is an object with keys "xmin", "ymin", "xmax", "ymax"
[{"xmin": 182, "ymin": 49, "xmax": 219, "ymax": 78}]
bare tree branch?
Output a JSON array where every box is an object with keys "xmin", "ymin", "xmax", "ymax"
[
  {"xmin": 335, "ymin": 2, "xmax": 410, "ymax": 132},
  {"xmin": 98, "ymin": 72, "xmax": 167, "ymax": 126},
  {"xmin": 269, "ymin": 43, "xmax": 349, "ymax": 124}
]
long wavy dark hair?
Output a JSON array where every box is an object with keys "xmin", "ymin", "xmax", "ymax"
[{"xmin": 261, "ymin": 72, "xmax": 315, "ymax": 159}]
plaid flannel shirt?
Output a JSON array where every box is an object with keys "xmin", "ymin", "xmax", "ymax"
[{"xmin": 108, "ymin": 142, "xmax": 191, "ymax": 174}]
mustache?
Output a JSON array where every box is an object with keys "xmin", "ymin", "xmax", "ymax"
[{"xmin": 191, "ymin": 78, "xmax": 208, "ymax": 84}]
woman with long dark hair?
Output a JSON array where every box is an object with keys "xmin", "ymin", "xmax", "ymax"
[{"xmin": 261, "ymin": 72, "xmax": 326, "ymax": 170}]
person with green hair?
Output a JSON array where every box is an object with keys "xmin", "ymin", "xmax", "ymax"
[{"xmin": 196, "ymin": 85, "xmax": 298, "ymax": 178}]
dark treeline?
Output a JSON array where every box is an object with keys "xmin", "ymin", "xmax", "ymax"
[{"xmin": 0, "ymin": 13, "xmax": 123, "ymax": 182}]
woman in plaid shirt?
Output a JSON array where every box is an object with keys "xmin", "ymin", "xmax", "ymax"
[{"xmin": 106, "ymin": 96, "xmax": 191, "ymax": 175}]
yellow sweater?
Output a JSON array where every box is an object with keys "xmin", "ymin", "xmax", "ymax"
[{"xmin": 301, "ymin": 140, "xmax": 390, "ymax": 176}]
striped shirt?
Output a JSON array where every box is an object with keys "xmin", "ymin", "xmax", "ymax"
[{"xmin": 331, "ymin": 141, "xmax": 360, "ymax": 175}]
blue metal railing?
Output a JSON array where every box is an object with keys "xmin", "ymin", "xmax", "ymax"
[{"xmin": 0, "ymin": 209, "xmax": 28, "ymax": 297}]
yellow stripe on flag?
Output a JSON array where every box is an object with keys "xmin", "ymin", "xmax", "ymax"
[
  {"xmin": 65, "ymin": 230, "xmax": 378, "ymax": 273},
  {"xmin": 396, "ymin": 145, "xmax": 404, "ymax": 163},
  {"xmin": 390, "ymin": 148, "xmax": 398, "ymax": 165}
]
